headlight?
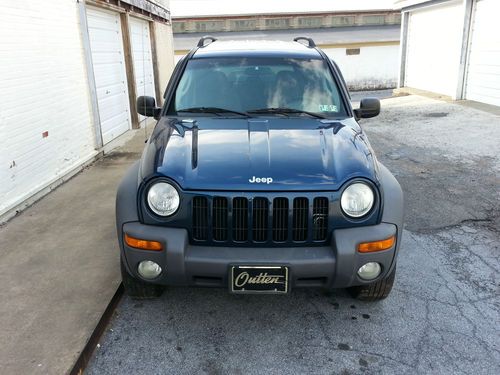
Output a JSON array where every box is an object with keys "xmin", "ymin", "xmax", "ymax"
[
  {"xmin": 147, "ymin": 182, "xmax": 180, "ymax": 216},
  {"xmin": 341, "ymin": 182, "xmax": 374, "ymax": 218}
]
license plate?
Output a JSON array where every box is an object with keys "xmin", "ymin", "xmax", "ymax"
[{"xmin": 230, "ymin": 266, "xmax": 289, "ymax": 294}]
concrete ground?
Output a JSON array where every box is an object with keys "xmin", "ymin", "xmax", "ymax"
[
  {"xmin": 87, "ymin": 95, "xmax": 499, "ymax": 375},
  {"xmin": 0, "ymin": 127, "xmax": 151, "ymax": 374}
]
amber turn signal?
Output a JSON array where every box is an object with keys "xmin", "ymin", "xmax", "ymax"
[
  {"xmin": 124, "ymin": 233, "xmax": 163, "ymax": 251},
  {"xmin": 357, "ymin": 236, "xmax": 395, "ymax": 253}
]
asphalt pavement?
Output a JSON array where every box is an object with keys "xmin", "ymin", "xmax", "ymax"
[{"xmin": 87, "ymin": 95, "xmax": 500, "ymax": 375}]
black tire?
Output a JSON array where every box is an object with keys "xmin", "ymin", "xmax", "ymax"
[
  {"xmin": 347, "ymin": 265, "xmax": 396, "ymax": 302},
  {"xmin": 121, "ymin": 259, "xmax": 164, "ymax": 299}
]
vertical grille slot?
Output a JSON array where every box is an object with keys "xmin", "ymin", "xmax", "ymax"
[
  {"xmin": 192, "ymin": 197, "xmax": 208, "ymax": 240},
  {"xmin": 252, "ymin": 198, "xmax": 269, "ymax": 242},
  {"xmin": 272, "ymin": 198, "xmax": 289, "ymax": 242},
  {"xmin": 212, "ymin": 197, "xmax": 228, "ymax": 241},
  {"xmin": 312, "ymin": 197, "xmax": 329, "ymax": 241},
  {"xmin": 232, "ymin": 197, "xmax": 248, "ymax": 241},
  {"xmin": 292, "ymin": 197, "xmax": 309, "ymax": 241}
]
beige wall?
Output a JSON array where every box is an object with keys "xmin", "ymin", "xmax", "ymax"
[{"xmin": 153, "ymin": 21, "xmax": 175, "ymax": 105}]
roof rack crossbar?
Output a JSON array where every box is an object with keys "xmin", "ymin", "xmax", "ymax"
[
  {"xmin": 197, "ymin": 35, "xmax": 217, "ymax": 48},
  {"xmin": 293, "ymin": 37, "xmax": 316, "ymax": 48}
]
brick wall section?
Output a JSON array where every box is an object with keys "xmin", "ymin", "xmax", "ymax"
[{"xmin": 0, "ymin": 0, "xmax": 97, "ymax": 216}]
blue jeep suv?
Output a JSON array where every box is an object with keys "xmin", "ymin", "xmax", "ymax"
[{"xmin": 116, "ymin": 36, "xmax": 404, "ymax": 301}]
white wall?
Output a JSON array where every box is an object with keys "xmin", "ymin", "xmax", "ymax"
[
  {"xmin": 404, "ymin": 0, "xmax": 464, "ymax": 98},
  {"xmin": 323, "ymin": 45, "xmax": 400, "ymax": 90},
  {"xmin": 0, "ymin": 0, "xmax": 97, "ymax": 217}
]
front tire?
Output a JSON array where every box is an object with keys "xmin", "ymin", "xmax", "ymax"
[
  {"xmin": 347, "ymin": 265, "xmax": 396, "ymax": 301},
  {"xmin": 121, "ymin": 259, "xmax": 164, "ymax": 299}
]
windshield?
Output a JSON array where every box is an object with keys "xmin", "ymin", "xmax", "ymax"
[{"xmin": 170, "ymin": 57, "xmax": 347, "ymax": 118}]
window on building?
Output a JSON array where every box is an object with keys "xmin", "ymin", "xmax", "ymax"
[
  {"xmin": 195, "ymin": 20, "xmax": 225, "ymax": 32},
  {"xmin": 331, "ymin": 16, "xmax": 355, "ymax": 27},
  {"xmin": 173, "ymin": 22, "xmax": 186, "ymax": 33},
  {"xmin": 297, "ymin": 17, "xmax": 323, "ymax": 28},
  {"xmin": 363, "ymin": 15, "xmax": 385, "ymax": 25},
  {"xmin": 230, "ymin": 19, "xmax": 257, "ymax": 31},
  {"xmin": 264, "ymin": 18, "xmax": 291, "ymax": 29},
  {"xmin": 346, "ymin": 48, "xmax": 360, "ymax": 56}
]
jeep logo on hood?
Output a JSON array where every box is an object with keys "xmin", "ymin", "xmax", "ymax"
[{"xmin": 249, "ymin": 176, "xmax": 273, "ymax": 184}]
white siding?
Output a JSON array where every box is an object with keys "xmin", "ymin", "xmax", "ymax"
[
  {"xmin": 129, "ymin": 17, "xmax": 156, "ymax": 122},
  {"xmin": 0, "ymin": 0, "xmax": 97, "ymax": 217},
  {"xmin": 465, "ymin": 0, "xmax": 500, "ymax": 106},
  {"xmin": 405, "ymin": 1, "xmax": 464, "ymax": 98}
]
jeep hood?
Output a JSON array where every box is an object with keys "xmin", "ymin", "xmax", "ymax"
[{"xmin": 140, "ymin": 117, "xmax": 378, "ymax": 191}]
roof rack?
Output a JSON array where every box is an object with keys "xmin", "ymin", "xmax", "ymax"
[
  {"xmin": 197, "ymin": 35, "xmax": 217, "ymax": 48},
  {"xmin": 293, "ymin": 37, "xmax": 316, "ymax": 48}
]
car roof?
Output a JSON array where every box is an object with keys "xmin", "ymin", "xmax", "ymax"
[{"xmin": 192, "ymin": 40, "xmax": 323, "ymax": 59}]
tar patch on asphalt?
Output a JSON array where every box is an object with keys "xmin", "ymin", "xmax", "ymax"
[
  {"xmin": 337, "ymin": 343, "xmax": 352, "ymax": 350},
  {"xmin": 424, "ymin": 112, "xmax": 449, "ymax": 117}
]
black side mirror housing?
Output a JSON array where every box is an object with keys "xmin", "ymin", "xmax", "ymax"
[
  {"xmin": 137, "ymin": 96, "xmax": 161, "ymax": 119},
  {"xmin": 354, "ymin": 98, "xmax": 380, "ymax": 119}
]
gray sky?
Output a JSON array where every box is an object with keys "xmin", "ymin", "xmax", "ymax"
[{"xmin": 171, "ymin": 0, "xmax": 397, "ymax": 18}]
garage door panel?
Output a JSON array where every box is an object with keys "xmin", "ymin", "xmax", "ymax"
[
  {"xmin": 405, "ymin": 1, "xmax": 463, "ymax": 97},
  {"xmin": 129, "ymin": 17, "xmax": 156, "ymax": 122},
  {"xmin": 95, "ymin": 83, "xmax": 126, "ymax": 102},
  {"xmin": 465, "ymin": 0, "xmax": 500, "ymax": 106},
  {"xmin": 468, "ymin": 50, "xmax": 500, "ymax": 65},
  {"xmin": 130, "ymin": 33, "xmax": 152, "ymax": 48},
  {"xmin": 92, "ymin": 64, "xmax": 126, "ymax": 87},
  {"xmin": 86, "ymin": 6, "xmax": 131, "ymax": 144},
  {"xmin": 88, "ymin": 29, "xmax": 121, "ymax": 44},
  {"xmin": 101, "ymin": 117, "xmax": 130, "ymax": 145},
  {"xmin": 467, "ymin": 71, "xmax": 500, "ymax": 85},
  {"xmin": 99, "ymin": 98, "xmax": 130, "ymax": 122},
  {"xmin": 90, "ymin": 51, "xmax": 126, "ymax": 66},
  {"xmin": 467, "ymin": 64, "xmax": 500, "ymax": 76}
]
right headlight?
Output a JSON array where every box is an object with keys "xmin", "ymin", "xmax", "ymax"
[
  {"xmin": 147, "ymin": 181, "xmax": 180, "ymax": 217},
  {"xmin": 341, "ymin": 182, "xmax": 374, "ymax": 218}
]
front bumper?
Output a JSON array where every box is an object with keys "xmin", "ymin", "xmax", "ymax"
[{"xmin": 120, "ymin": 221, "xmax": 399, "ymax": 289}]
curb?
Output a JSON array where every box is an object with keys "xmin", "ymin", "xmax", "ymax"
[{"xmin": 69, "ymin": 284, "xmax": 124, "ymax": 375}]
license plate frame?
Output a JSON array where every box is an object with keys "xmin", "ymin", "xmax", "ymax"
[{"xmin": 230, "ymin": 265, "xmax": 289, "ymax": 294}]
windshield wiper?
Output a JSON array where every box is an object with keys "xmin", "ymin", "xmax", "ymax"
[
  {"xmin": 177, "ymin": 107, "xmax": 251, "ymax": 117},
  {"xmin": 247, "ymin": 107, "xmax": 327, "ymax": 119}
]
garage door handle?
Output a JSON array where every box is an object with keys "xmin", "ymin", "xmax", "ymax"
[{"xmin": 106, "ymin": 90, "xmax": 111, "ymax": 94}]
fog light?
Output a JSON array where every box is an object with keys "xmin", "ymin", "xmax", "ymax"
[
  {"xmin": 137, "ymin": 261, "xmax": 162, "ymax": 279},
  {"xmin": 357, "ymin": 262, "xmax": 381, "ymax": 280}
]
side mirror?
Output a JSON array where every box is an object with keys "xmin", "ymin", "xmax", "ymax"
[
  {"xmin": 137, "ymin": 96, "xmax": 161, "ymax": 119},
  {"xmin": 354, "ymin": 98, "xmax": 380, "ymax": 119}
]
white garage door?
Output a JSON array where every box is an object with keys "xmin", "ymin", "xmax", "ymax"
[
  {"xmin": 129, "ymin": 17, "xmax": 156, "ymax": 123},
  {"xmin": 86, "ymin": 7, "xmax": 131, "ymax": 144},
  {"xmin": 465, "ymin": 0, "xmax": 500, "ymax": 106},
  {"xmin": 405, "ymin": 1, "xmax": 463, "ymax": 97}
]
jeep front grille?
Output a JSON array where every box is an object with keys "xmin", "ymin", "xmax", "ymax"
[
  {"xmin": 252, "ymin": 197, "xmax": 268, "ymax": 242},
  {"xmin": 272, "ymin": 197, "xmax": 288, "ymax": 242},
  {"xmin": 192, "ymin": 196, "xmax": 209, "ymax": 240},
  {"xmin": 191, "ymin": 196, "xmax": 329, "ymax": 245}
]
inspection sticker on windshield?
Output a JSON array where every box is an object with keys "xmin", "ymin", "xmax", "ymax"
[{"xmin": 319, "ymin": 104, "xmax": 338, "ymax": 112}]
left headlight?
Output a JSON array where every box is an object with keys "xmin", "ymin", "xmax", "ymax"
[
  {"xmin": 341, "ymin": 182, "xmax": 374, "ymax": 218},
  {"xmin": 147, "ymin": 181, "xmax": 180, "ymax": 216}
]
